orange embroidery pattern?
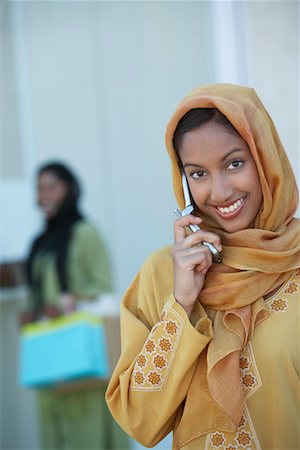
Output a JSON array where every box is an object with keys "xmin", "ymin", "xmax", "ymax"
[
  {"xmin": 130, "ymin": 300, "xmax": 183, "ymax": 391},
  {"xmin": 242, "ymin": 374, "xmax": 256, "ymax": 388},
  {"xmin": 137, "ymin": 354, "xmax": 147, "ymax": 367},
  {"xmin": 239, "ymin": 344, "xmax": 261, "ymax": 399},
  {"xmin": 148, "ymin": 371, "xmax": 161, "ymax": 385},
  {"xmin": 284, "ymin": 281, "xmax": 298, "ymax": 295},
  {"xmin": 266, "ymin": 271, "xmax": 299, "ymax": 314},
  {"xmin": 159, "ymin": 338, "xmax": 172, "ymax": 352},
  {"xmin": 205, "ymin": 345, "xmax": 262, "ymax": 449},
  {"xmin": 210, "ymin": 432, "xmax": 225, "ymax": 447},
  {"xmin": 236, "ymin": 431, "xmax": 252, "ymax": 446},
  {"xmin": 270, "ymin": 298, "xmax": 287, "ymax": 312},
  {"xmin": 238, "ymin": 415, "xmax": 246, "ymax": 428},
  {"xmin": 204, "ymin": 406, "xmax": 261, "ymax": 450},
  {"xmin": 239, "ymin": 357, "xmax": 249, "ymax": 371},
  {"xmin": 145, "ymin": 340, "xmax": 155, "ymax": 353},
  {"xmin": 153, "ymin": 355, "xmax": 166, "ymax": 369},
  {"xmin": 165, "ymin": 320, "xmax": 178, "ymax": 335},
  {"xmin": 134, "ymin": 371, "xmax": 145, "ymax": 385}
]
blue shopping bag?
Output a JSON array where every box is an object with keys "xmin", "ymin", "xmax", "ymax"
[{"xmin": 19, "ymin": 312, "xmax": 110, "ymax": 387}]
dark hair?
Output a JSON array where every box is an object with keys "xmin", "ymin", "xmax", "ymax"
[
  {"xmin": 38, "ymin": 162, "xmax": 81, "ymax": 201},
  {"xmin": 173, "ymin": 108, "xmax": 239, "ymax": 156}
]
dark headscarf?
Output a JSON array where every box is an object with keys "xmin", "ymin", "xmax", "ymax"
[{"xmin": 26, "ymin": 162, "xmax": 83, "ymax": 315}]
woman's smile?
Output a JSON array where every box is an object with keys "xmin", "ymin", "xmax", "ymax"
[{"xmin": 210, "ymin": 195, "xmax": 246, "ymax": 219}]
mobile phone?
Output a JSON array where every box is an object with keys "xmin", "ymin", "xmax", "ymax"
[{"xmin": 173, "ymin": 173, "xmax": 222, "ymax": 263}]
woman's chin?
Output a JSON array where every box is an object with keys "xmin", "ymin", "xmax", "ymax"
[
  {"xmin": 202, "ymin": 211, "xmax": 248, "ymax": 233},
  {"xmin": 42, "ymin": 207, "xmax": 57, "ymax": 219}
]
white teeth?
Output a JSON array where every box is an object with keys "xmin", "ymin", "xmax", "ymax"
[{"xmin": 217, "ymin": 198, "xmax": 244, "ymax": 214}]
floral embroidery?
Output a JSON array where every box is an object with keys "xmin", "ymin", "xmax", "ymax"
[
  {"xmin": 265, "ymin": 271, "xmax": 299, "ymax": 314},
  {"xmin": 153, "ymin": 355, "xmax": 166, "ymax": 369},
  {"xmin": 134, "ymin": 371, "xmax": 145, "ymax": 385},
  {"xmin": 270, "ymin": 298, "xmax": 287, "ymax": 312},
  {"xmin": 165, "ymin": 320, "xmax": 178, "ymax": 335},
  {"xmin": 159, "ymin": 338, "xmax": 172, "ymax": 352},
  {"xmin": 145, "ymin": 340, "xmax": 155, "ymax": 353},
  {"xmin": 130, "ymin": 302, "xmax": 183, "ymax": 391},
  {"xmin": 204, "ymin": 344, "xmax": 262, "ymax": 448},
  {"xmin": 211, "ymin": 432, "xmax": 225, "ymax": 447},
  {"xmin": 148, "ymin": 371, "xmax": 161, "ymax": 385},
  {"xmin": 136, "ymin": 354, "xmax": 147, "ymax": 367},
  {"xmin": 238, "ymin": 415, "xmax": 246, "ymax": 428},
  {"xmin": 236, "ymin": 431, "xmax": 252, "ymax": 446},
  {"xmin": 205, "ymin": 405, "xmax": 261, "ymax": 450},
  {"xmin": 242, "ymin": 373, "xmax": 256, "ymax": 388},
  {"xmin": 240, "ymin": 344, "xmax": 261, "ymax": 399},
  {"xmin": 284, "ymin": 281, "xmax": 298, "ymax": 295},
  {"xmin": 239, "ymin": 357, "xmax": 249, "ymax": 371}
]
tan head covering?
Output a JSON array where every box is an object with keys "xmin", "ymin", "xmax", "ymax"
[{"xmin": 165, "ymin": 84, "xmax": 300, "ymax": 447}]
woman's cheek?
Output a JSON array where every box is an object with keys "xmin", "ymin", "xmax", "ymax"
[{"xmin": 191, "ymin": 185, "xmax": 207, "ymax": 209}]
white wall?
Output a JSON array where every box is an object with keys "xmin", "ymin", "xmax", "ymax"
[
  {"xmin": 245, "ymin": 0, "xmax": 299, "ymax": 194},
  {"xmin": 1, "ymin": 1, "xmax": 215, "ymax": 297}
]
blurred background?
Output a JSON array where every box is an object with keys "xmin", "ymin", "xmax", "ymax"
[{"xmin": 0, "ymin": 1, "xmax": 299, "ymax": 449}]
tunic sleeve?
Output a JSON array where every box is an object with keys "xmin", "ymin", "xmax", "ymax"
[
  {"xmin": 69, "ymin": 222, "xmax": 113, "ymax": 298},
  {"xmin": 106, "ymin": 249, "xmax": 213, "ymax": 447}
]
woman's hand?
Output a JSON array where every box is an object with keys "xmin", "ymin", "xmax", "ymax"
[
  {"xmin": 172, "ymin": 215, "xmax": 222, "ymax": 317},
  {"xmin": 59, "ymin": 293, "xmax": 76, "ymax": 314},
  {"xmin": 19, "ymin": 310, "xmax": 35, "ymax": 326}
]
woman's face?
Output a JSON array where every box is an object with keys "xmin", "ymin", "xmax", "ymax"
[
  {"xmin": 179, "ymin": 122, "xmax": 263, "ymax": 233},
  {"xmin": 38, "ymin": 172, "xmax": 68, "ymax": 219}
]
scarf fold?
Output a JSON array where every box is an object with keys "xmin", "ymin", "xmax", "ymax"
[{"xmin": 165, "ymin": 83, "xmax": 300, "ymax": 448}]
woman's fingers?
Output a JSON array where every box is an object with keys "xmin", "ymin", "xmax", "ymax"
[
  {"xmin": 174, "ymin": 222, "xmax": 222, "ymax": 254},
  {"xmin": 183, "ymin": 230, "xmax": 222, "ymax": 252},
  {"xmin": 174, "ymin": 214, "xmax": 202, "ymax": 242},
  {"xmin": 174, "ymin": 215, "xmax": 222, "ymax": 252},
  {"xmin": 178, "ymin": 247, "xmax": 213, "ymax": 270}
]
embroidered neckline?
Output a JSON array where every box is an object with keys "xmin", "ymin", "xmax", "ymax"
[{"xmin": 263, "ymin": 271, "xmax": 296, "ymax": 303}]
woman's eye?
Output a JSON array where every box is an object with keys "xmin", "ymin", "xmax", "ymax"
[
  {"xmin": 227, "ymin": 160, "xmax": 244, "ymax": 170},
  {"xmin": 191, "ymin": 170, "xmax": 206, "ymax": 179}
]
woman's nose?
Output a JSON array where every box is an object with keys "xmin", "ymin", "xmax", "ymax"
[{"xmin": 209, "ymin": 175, "xmax": 234, "ymax": 204}]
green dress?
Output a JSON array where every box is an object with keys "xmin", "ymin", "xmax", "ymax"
[{"xmin": 29, "ymin": 220, "xmax": 129, "ymax": 450}]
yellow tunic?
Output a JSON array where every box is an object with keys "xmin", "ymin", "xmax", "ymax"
[{"xmin": 106, "ymin": 246, "xmax": 300, "ymax": 449}]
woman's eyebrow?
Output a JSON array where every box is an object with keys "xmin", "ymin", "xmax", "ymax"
[
  {"xmin": 183, "ymin": 162, "xmax": 204, "ymax": 169},
  {"xmin": 221, "ymin": 148, "xmax": 246, "ymax": 161},
  {"xmin": 183, "ymin": 148, "xmax": 247, "ymax": 169}
]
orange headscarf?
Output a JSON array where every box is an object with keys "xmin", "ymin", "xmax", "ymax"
[{"xmin": 165, "ymin": 84, "xmax": 300, "ymax": 448}]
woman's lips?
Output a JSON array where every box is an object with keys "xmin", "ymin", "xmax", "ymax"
[{"xmin": 212, "ymin": 197, "xmax": 246, "ymax": 220}]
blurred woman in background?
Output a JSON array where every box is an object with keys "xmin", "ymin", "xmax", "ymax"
[
  {"xmin": 26, "ymin": 162, "xmax": 111, "ymax": 318},
  {"xmin": 24, "ymin": 162, "xmax": 129, "ymax": 450}
]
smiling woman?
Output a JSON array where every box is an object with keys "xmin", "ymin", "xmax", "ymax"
[
  {"xmin": 106, "ymin": 84, "xmax": 300, "ymax": 450},
  {"xmin": 173, "ymin": 109, "xmax": 263, "ymax": 233}
]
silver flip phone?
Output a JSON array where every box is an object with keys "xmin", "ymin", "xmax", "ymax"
[{"xmin": 173, "ymin": 173, "xmax": 222, "ymax": 264}]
